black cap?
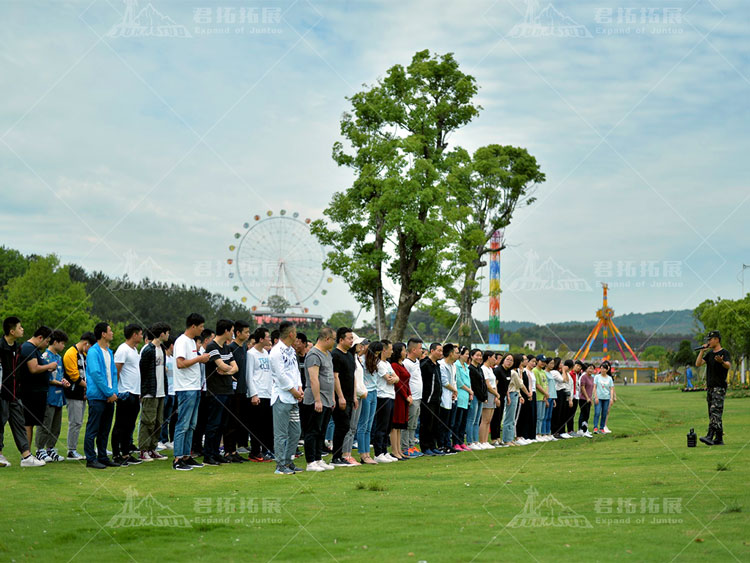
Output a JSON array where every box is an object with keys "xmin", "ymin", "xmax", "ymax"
[
  {"xmin": 535, "ymin": 354, "xmax": 547, "ymax": 362},
  {"xmin": 707, "ymin": 330, "xmax": 721, "ymax": 340}
]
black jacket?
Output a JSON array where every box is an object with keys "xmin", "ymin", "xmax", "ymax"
[
  {"xmin": 469, "ymin": 364, "xmax": 488, "ymax": 403},
  {"xmin": 139, "ymin": 342, "xmax": 168, "ymax": 398},
  {"xmin": 420, "ymin": 357, "xmax": 442, "ymax": 405},
  {"xmin": 0, "ymin": 337, "xmax": 20, "ymax": 401}
]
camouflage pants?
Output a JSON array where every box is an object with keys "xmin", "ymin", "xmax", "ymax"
[{"xmin": 706, "ymin": 387, "xmax": 726, "ymax": 436}]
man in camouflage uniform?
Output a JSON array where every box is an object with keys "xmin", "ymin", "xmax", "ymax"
[{"xmin": 695, "ymin": 330, "xmax": 730, "ymax": 446}]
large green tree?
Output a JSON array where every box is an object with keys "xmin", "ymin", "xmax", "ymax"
[
  {"xmin": 0, "ymin": 255, "xmax": 96, "ymax": 339},
  {"xmin": 694, "ymin": 296, "xmax": 750, "ymax": 380},
  {"xmin": 443, "ymin": 145, "xmax": 545, "ymax": 346},
  {"xmin": 312, "ymin": 49, "xmax": 481, "ymax": 340}
]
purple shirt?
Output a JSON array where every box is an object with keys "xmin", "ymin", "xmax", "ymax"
[{"xmin": 579, "ymin": 374, "xmax": 594, "ymax": 401}]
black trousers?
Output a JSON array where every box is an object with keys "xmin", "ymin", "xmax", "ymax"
[
  {"xmin": 438, "ymin": 406, "xmax": 453, "ymax": 449},
  {"xmin": 490, "ymin": 401, "xmax": 504, "ymax": 441},
  {"xmin": 332, "ymin": 402, "xmax": 353, "ymax": 459},
  {"xmin": 0, "ymin": 398, "xmax": 30, "ymax": 453},
  {"xmin": 565, "ymin": 396, "xmax": 579, "ymax": 433},
  {"xmin": 301, "ymin": 403, "xmax": 332, "ymax": 462},
  {"xmin": 372, "ymin": 397, "xmax": 393, "ymax": 456},
  {"xmin": 553, "ymin": 389, "xmax": 568, "ymax": 435},
  {"xmin": 249, "ymin": 397, "xmax": 274, "ymax": 456},
  {"xmin": 578, "ymin": 399, "xmax": 591, "ymax": 431},
  {"xmin": 111, "ymin": 392, "xmax": 140, "ymax": 457},
  {"xmin": 223, "ymin": 394, "xmax": 250, "ymax": 453},
  {"xmin": 451, "ymin": 406, "xmax": 468, "ymax": 446},
  {"xmin": 419, "ymin": 401, "xmax": 440, "ymax": 452}
]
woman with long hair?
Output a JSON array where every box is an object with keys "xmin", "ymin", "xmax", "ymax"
[
  {"xmin": 593, "ymin": 361, "xmax": 616, "ymax": 434},
  {"xmin": 547, "ymin": 357, "xmax": 563, "ymax": 438},
  {"xmin": 502, "ymin": 354, "xmax": 530, "ymax": 446},
  {"xmin": 342, "ymin": 338, "xmax": 368, "ymax": 466},
  {"xmin": 480, "ymin": 352, "xmax": 504, "ymax": 448},
  {"xmin": 451, "ymin": 346, "xmax": 473, "ymax": 451},
  {"xmin": 358, "ymin": 341, "xmax": 382, "ymax": 464},
  {"xmin": 371, "ymin": 340, "xmax": 399, "ymax": 463},
  {"xmin": 466, "ymin": 349, "xmax": 487, "ymax": 450},
  {"xmin": 518, "ymin": 355, "xmax": 537, "ymax": 443},
  {"xmin": 553, "ymin": 359, "xmax": 573, "ymax": 438},
  {"xmin": 389, "ymin": 342, "xmax": 412, "ymax": 460},
  {"xmin": 543, "ymin": 357, "xmax": 557, "ymax": 439}
]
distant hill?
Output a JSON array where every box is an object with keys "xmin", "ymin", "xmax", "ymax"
[{"xmin": 614, "ymin": 309, "xmax": 699, "ymax": 335}]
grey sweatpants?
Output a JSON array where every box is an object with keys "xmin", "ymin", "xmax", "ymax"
[
  {"xmin": 343, "ymin": 399, "xmax": 362, "ymax": 453},
  {"xmin": 66, "ymin": 399, "xmax": 86, "ymax": 452},
  {"xmin": 36, "ymin": 405, "xmax": 63, "ymax": 450},
  {"xmin": 401, "ymin": 399, "xmax": 421, "ymax": 450}
]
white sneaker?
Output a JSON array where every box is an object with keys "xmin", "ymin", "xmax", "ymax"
[
  {"xmin": 165, "ymin": 441, "xmax": 174, "ymax": 449},
  {"xmin": 306, "ymin": 460, "xmax": 325, "ymax": 472},
  {"xmin": 374, "ymin": 454, "xmax": 391, "ymax": 463},
  {"xmin": 539, "ymin": 435, "xmax": 550, "ymax": 442},
  {"xmin": 468, "ymin": 443, "xmax": 481, "ymax": 450},
  {"xmin": 517, "ymin": 438, "xmax": 528, "ymax": 445},
  {"xmin": 319, "ymin": 460, "xmax": 335, "ymax": 470},
  {"xmin": 480, "ymin": 442, "xmax": 492, "ymax": 449},
  {"xmin": 548, "ymin": 436, "xmax": 558, "ymax": 441},
  {"xmin": 21, "ymin": 455, "xmax": 45, "ymax": 467},
  {"xmin": 0, "ymin": 454, "xmax": 10, "ymax": 467},
  {"xmin": 386, "ymin": 453, "xmax": 399, "ymax": 462},
  {"xmin": 36, "ymin": 449, "xmax": 53, "ymax": 462},
  {"xmin": 560, "ymin": 433, "xmax": 571, "ymax": 439},
  {"xmin": 66, "ymin": 450, "xmax": 84, "ymax": 460},
  {"xmin": 603, "ymin": 427, "xmax": 612, "ymax": 434},
  {"xmin": 584, "ymin": 431, "xmax": 593, "ymax": 438}
]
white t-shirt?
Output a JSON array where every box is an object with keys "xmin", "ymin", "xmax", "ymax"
[
  {"xmin": 248, "ymin": 346, "xmax": 272, "ymax": 399},
  {"xmin": 102, "ymin": 347, "xmax": 112, "ymax": 389},
  {"xmin": 404, "ymin": 357, "xmax": 422, "ymax": 401},
  {"xmin": 173, "ymin": 334, "xmax": 202, "ymax": 391},
  {"xmin": 114, "ymin": 343, "xmax": 141, "ymax": 394},
  {"xmin": 376, "ymin": 360, "xmax": 395, "ymax": 399},
  {"xmin": 438, "ymin": 359, "xmax": 456, "ymax": 409},
  {"xmin": 154, "ymin": 346, "xmax": 165, "ymax": 398},
  {"xmin": 527, "ymin": 369, "xmax": 536, "ymax": 394},
  {"xmin": 166, "ymin": 356, "xmax": 175, "ymax": 396},
  {"xmin": 482, "ymin": 365, "xmax": 496, "ymax": 407}
]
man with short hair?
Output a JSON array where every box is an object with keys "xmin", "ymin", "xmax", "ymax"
[
  {"xmin": 63, "ymin": 331, "xmax": 95, "ymax": 460},
  {"xmin": 301, "ymin": 327, "xmax": 336, "ymax": 472},
  {"xmin": 438, "ymin": 343, "xmax": 459, "ymax": 454},
  {"xmin": 192, "ymin": 328, "xmax": 214, "ymax": 456},
  {"xmin": 225, "ymin": 319, "xmax": 258, "ymax": 463},
  {"xmin": 419, "ymin": 342, "xmax": 444, "ymax": 456},
  {"xmin": 172, "ymin": 313, "xmax": 210, "ymax": 471},
  {"xmin": 331, "ymin": 327, "xmax": 356, "ymax": 467},
  {"xmin": 112, "ymin": 324, "xmax": 144, "ymax": 465},
  {"xmin": 84, "ymin": 322, "xmax": 119, "ymax": 468},
  {"xmin": 0, "ymin": 316, "xmax": 44, "ymax": 466},
  {"xmin": 696, "ymin": 330, "xmax": 731, "ymax": 446},
  {"xmin": 248, "ymin": 327, "xmax": 274, "ymax": 462},
  {"xmin": 138, "ymin": 323, "xmax": 170, "ymax": 462},
  {"xmin": 402, "ymin": 337, "xmax": 424, "ymax": 456},
  {"xmin": 35, "ymin": 330, "xmax": 70, "ymax": 462},
  {"xmin": 269, "ymin": 321, "xmax": 303, "ymax": 474},
  {"xmin": 203, "ymin": 319, "xmax": 238, "ymax": 465},
  {"xmin": 19, "ymin": 326, "xmax": 58, "ymax": 449}
]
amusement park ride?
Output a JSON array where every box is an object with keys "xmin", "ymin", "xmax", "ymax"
[{"xmin": 574, "ymin": 283, "xmax": 641, "ymax": 364}]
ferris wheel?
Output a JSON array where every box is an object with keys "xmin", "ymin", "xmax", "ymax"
[{"xmin": 227, "ymin": 210, "xmax": 332, "ymax": 313}]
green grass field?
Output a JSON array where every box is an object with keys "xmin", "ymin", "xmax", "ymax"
[{"xmin": 1, "ymin": 385, "xmax": 748, "ymax": 562}]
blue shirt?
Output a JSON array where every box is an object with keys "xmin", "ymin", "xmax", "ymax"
[
  {"xmin": 456, "ymin": 361, "xmax": 471, "ymax": 409},
  {"xmin": 362, "ymin": 365, "xmax": 378, "ymax": 393},
  {"xmin": 43, "ymin": 350, "xmax": 66, "ymax": 407}
]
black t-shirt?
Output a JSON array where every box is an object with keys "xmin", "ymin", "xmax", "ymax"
[
  {"xmin": 229, "ymin": 341, "xmax": 247, "ymax": 395},
  {"xmin": 494, "ymin": 366, "xmax": 510, "ymax": 397},
  {"xmin": 332, "ymin": 347, "xmax": 356, "ymax": 404},
  {"xmin": 469, "ymin": 364, "xmax": 488, "ymax": 402},
  {"xmin": 206, "ymin": 341, "xmax": 234, "ymax": 395},
  {"xmin": 19, "ymin": 341, "xmax": 48, "ymax": 394},
  {"xmin": 704, "ymin": 348, "xmax": 731, "ymax": 389}
]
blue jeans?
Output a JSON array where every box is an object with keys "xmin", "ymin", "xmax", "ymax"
[
  {"xmin": 174, "ymin": 391, "xmax": 201, "ymax": 458},
  {"xmin": 204, "ymin": 394, "xmax": 229, "ymax": 458},
  {"xmin": 272, "ymin": 400, "xmax": 301, "ymax": 468},
  {"xmin": 502, "ymin": 392, "xmax": 519, "ymax": 443},
  {"xmin": 594, "ymin": 399, "xmax": 610, "ymax": 429},
  {"xmin": 543, "ymin": 398, "xmax": 554, "ymax": 434},
  {"xmin": 536, "ymin": 400, "xmax": 546, "ymax": 435},
  {"xmin": 356, "ymin": 390, "xmax": 377, "ymax": 454},
  {"xmin": 84, "ymin": 399, "xmax": 114, "ymax": 462},
  {"xmin": 466, "ymin": 396, "xmax": 482, "ymax": 443}
]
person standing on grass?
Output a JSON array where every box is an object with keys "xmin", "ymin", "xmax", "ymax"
[
  {"xmin": 19, "ymin": 326, "xmax": 57, "ymax": 453},
  {"xmin": 84, "ymin": 322, "xmax": 120, "ymax": 469},
  {"xmin": 172, "ymin": 313, "xmax": 210, "ymax": 471},
  {"xmin": 301, "ymin": 327, "xmax": 336, "ymax": 472},
  {"xmin": 491, "ymin": 352, "xmax": 510, "ymax": 443},
  {"xmin": 452, "ymin": 346, "xmax": 473, "ymax": 451},
  {"xmin": 466, "ymin": 349, "xmax": 487, "ymax": 450},
  {"xmin": 577, "ymin": 363, "xmax": 595, "ymax": 437},
  {"xmin": 481, "ymin": 352, "xmax": 503, "ymax": 448},
  {"xmin": 225, "ymin": 320, "xmax": 256, "ymax": 463},
  {"xmin": 696, "ymin": 330, "xmax": 731, "ymax": 446},
  {"xmin": 503, "ymin": 354, "xmax": 529, "ymax": 446},
  {"xmin": 342, "ymin": 335, "xmax": 368, "ymax": 465},
  {"xmin": 372, "ymin": 340, "xmax": 399, "ymax": 463},
  {"xmin": 269, "ymin": 321, "xmax": 303, "ymax": 475},
  {"xmin": 543, "ymin": 357, "xmax": 557, "ymax": 439},
  {"xmin": 63, "ymin": 331, "xmax": 95, "ymax": 460},
  {"xmin": 402, "ymin": 338, "xmax": 423, "ymax": 457},
  {"xmin": 192, "ymin": 328, "xmax": 214, "ymax": 457},
  {"xmin": 138, "ymin": 323, "xmax": 170, "ymax": 463},
  {"xmin": 203, "ymin": 319, "xmax": 238, "ymax": 466},
  {"xmin": 357, "ymin": 338, "xmax": 378, "ymax": 465},
  {"xmin": 390, "ymin": 342, "xmax": 412, "ymax": 460},
  {"xmin": 592, "ymin": 361, "xmax": 616, "ymax": 434},
  {"xmin": 554, "ymin": 359, "xmax": 574, "ymax": 439},
  {"xmin": 517, "ymin": 355, "xmax": 535, "ymax": 443},
  {"xmin": 438, "ymin": 343, "xmax": 459, "ymax": 455},
  {"xmin": 247, "ymin": 327, "xmax": 274, "ymax": 462},
  {"xmin": 567, "ymin": 360, "xmax": 583, "ymax": 436},
  {"xmin": 35, "ymin": 330, "xmax": 69, "ymax": 462},
  {"xmin": 533, "ymin": 355, "xmax": 549, "ymax": 441},
  {"xmin": 112, "ymin": 324, "xmax": 143, "ymax": 466},
  {"xmin": 331, "ymin": 327, "xmax": 356, "ymax": 467},
  {"xmin": 418, "ymin": 342, "xmax": 444, "ymax": 456}
]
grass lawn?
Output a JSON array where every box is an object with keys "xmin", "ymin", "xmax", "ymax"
[{"xmin": 1, "ymin": 385, "xmax": 748, "ymax": 562}]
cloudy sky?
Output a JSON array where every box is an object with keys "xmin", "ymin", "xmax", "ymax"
[{"xmin": 1, "ymin": 0, "xmax": 748, "ymax": 327}]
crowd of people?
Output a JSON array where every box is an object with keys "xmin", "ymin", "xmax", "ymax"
[{"xmin": 0, "ymin": 313, "xmax": 619, "ymax": 472}]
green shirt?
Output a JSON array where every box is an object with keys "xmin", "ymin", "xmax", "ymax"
[{"xmin": 533, "ymin": 367, "xmax": 548, "ymax": 398}]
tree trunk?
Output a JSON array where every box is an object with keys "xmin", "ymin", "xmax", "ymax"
[
  {"xmin": 457, "ymin": 258, "xmax": 482, "ymax": 348},
  {"xmin": 389, "ymin": 288, "xmax": 420, "ymax": 341},
  {"xmin": 372, "ymin": 214, "xmax": 388, "ymax": 338},
  {"xmin": 388, "ymin": 231, "xmax": 421, "ymax": 341}
]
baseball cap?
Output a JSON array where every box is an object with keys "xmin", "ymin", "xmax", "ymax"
[
  {"xmin": 352, "ymin": 333, "xmax": 369, "ymax": 345},
  {"xmin": 535, "ymin": 354, "xmax": 548, "ymax": 362},
  {"xmin": 707, "ymin": 330, "xmax": 721, "ymax": 340}
]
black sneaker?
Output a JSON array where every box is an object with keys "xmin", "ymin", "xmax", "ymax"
[
  {"xmin": 262, "ymin": 452, "xmax": 275, "ymax": 462},
  {"xmin": 100, "ymin": 458, "xmax": 122, "ymax": 467},
  {"xmin": 185, "ymin": 457, "xmax": 204, "ymax": 467},
  {"xmin": 287, "ymin": 463, "xmax": 304, "ymax": 473},
  {"xmin": 432, "ymin": 449, "xmax": 446, "ymax": 456},
  {"xmin": 229, "ymin": 453, "xmax": 246, "ymax": 463},
  {"xmin": 86, "ymin": 460, "xmax": 107, "ymax": 469},
  {"xmin": 331, "ymin": 457, "xmax": 351, "ymax": 467},
  {"xmin": 173, "ymin": 459, "xmax": 193, "ymax": 471},
  {"xmin": 203, "ymin": 456, "xmax": 220, "ymax": 466},
  {"xmin": 124, "ymin": 455, "xmax": 143, "ymax": 465},
  {"xmin": 441, "ymin": 447, "xmax": 457, "ymax": 456},
  {"xmin": 112, "ymin": 455, "xmax": 128, "ymax": 466},
  {"xmin": 699, "ymin": 435, "xmax": 714, "ymax": 446},
  {"xmin": 216, "ymin": 455, "xmax": 230, "ymax": 464}
]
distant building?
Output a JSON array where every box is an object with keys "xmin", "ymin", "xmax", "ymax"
[{"xmin": 524, "ymin": 340, "xmax": 537, "ymax": 351}]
